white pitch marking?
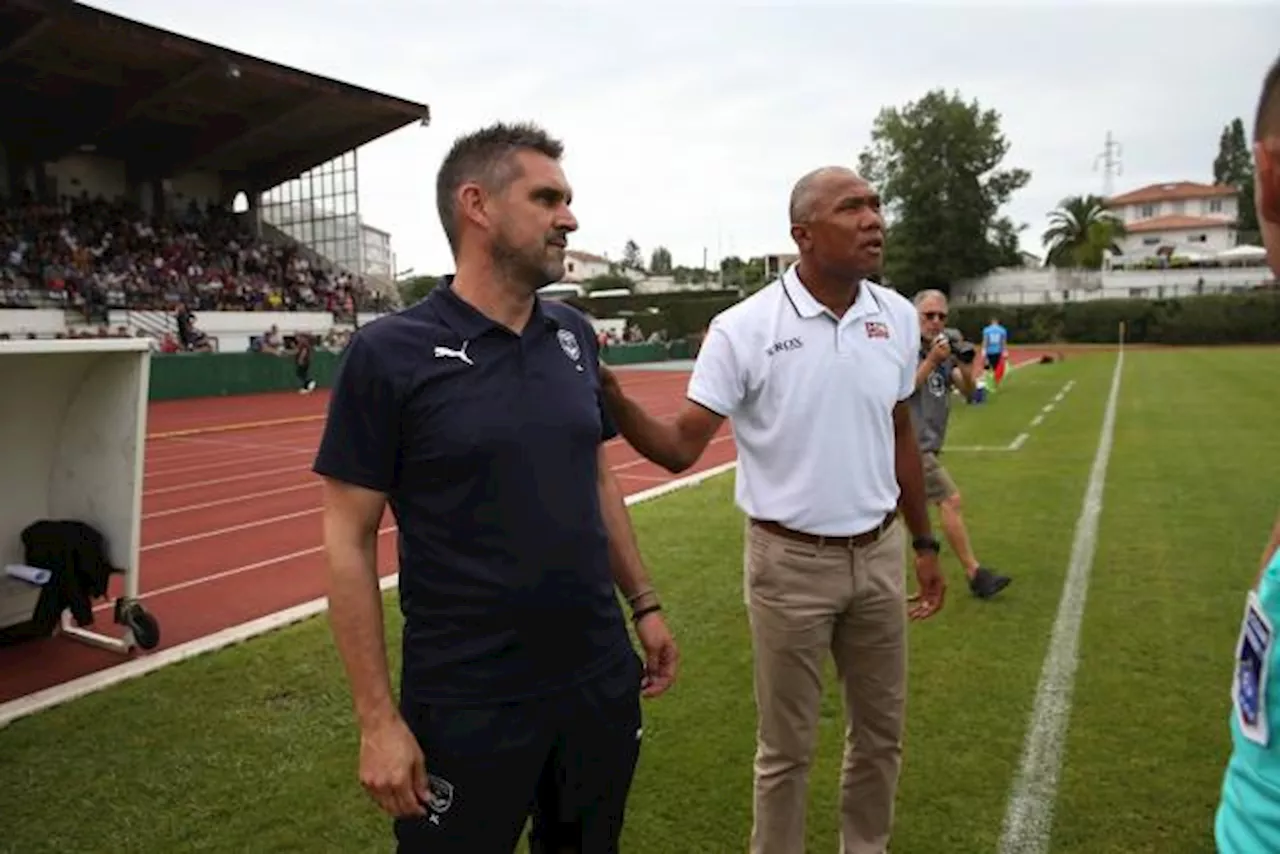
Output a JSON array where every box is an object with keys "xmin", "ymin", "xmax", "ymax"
[{"xmin": 997, "ymin": 348, "xmax": 1125, "ymax": 854}]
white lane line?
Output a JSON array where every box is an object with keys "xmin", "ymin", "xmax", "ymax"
[
  {"xmin": 997, "ymin": 348, "xmax": 1125, "ymax": 854},
  {"xmin": 142, "ymin": 508, "xmax": 321, "ymax": 552}
]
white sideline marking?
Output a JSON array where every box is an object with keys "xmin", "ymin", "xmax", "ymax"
[
  {"xmin": 616, "ymin": 472, "xmax": 674, "ymax": 483},
  {"xmin": 951, "ymin": 377, "xmax": 1074, "ymax": 454},
  {"xmin": 997, "ymin": 349, "xmax": 1125, "ymax": 854},
  {"xmin": 0, "ymin": 460, "xmax": 739, "ymax": 729}
]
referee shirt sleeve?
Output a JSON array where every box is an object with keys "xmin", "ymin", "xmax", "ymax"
[
  {"xmin": 312, "ymin": 332, "xmax": 401, "ymax": 493},
  {"xmin": 687, "ymin": 322, "xmax": 745, "ymax": 418}
]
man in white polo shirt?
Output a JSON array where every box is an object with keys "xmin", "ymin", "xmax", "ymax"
[{"xmin": 600, "ymin": 165, "xmax": 944, "ymax": 854}]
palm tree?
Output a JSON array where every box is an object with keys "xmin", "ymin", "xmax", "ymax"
[{"xmin": 1041, "ymin": 194, "xmax": 1126, "ymax": 269}]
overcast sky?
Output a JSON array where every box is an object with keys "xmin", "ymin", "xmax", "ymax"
[{"xmin": 96, "ymin": 0, "xmax": 1280, "ymax": 278}]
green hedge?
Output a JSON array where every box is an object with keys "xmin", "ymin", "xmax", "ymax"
[
  {"xmin": 566, "ymin": 291, "xmax": 741, "ymax": 340},
  {"xmin": 950, "ymin": 291, "xmax": 1280, "ymax": 346}
]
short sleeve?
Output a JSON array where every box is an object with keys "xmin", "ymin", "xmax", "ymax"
[
  {"xmin": 312, "ymin": 332, "xmax": 401, "ymax": 492},
  {"xmin": 897, "ymin": 306, "xmax": 921, "ymax": 401},
  {"xmin": 687, "ymin": 322, "xmax": 746, "ymax": 418}
]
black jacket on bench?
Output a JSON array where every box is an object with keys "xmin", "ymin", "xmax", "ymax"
[{"xmin": 0, "ymin": 520, "xmax": 120, "ymax": 647}]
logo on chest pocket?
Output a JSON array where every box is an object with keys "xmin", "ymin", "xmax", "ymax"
[{"xmin": 557, "ymin": 328, "xmax": 585, "ymax": 371}]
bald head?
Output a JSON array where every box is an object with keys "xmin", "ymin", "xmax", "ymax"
[{"xmin": 789, "ymin": 166, "xmax": 862, "ymax": 223}]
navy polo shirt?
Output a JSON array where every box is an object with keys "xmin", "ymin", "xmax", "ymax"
[{"xmin": 312, "ymin": 282, "xmax": 632, "ymax": 706}]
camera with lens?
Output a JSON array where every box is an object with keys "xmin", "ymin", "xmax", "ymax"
[{"xmin": 938, "ymin": 328, "xmax": 976, "ymax": 364}]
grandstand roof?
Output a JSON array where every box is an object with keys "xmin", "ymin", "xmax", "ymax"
[{"xmin": 0, "ymin": 0, "xmax": 430, "ymax": 190}]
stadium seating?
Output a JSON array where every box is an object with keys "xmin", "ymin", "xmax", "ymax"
[{"xmin": 0, "ymin": 193, "xmax": 393, "ymax": 328}]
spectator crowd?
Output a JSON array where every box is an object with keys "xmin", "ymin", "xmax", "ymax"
[{"xmin": 0, "ymin": 192, "xmax": 394, "ymax": 318}]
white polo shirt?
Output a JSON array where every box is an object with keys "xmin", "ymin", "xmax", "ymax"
[{"xmin": 687, "ymin": 264, "xmax": 920, "ymax": 536}]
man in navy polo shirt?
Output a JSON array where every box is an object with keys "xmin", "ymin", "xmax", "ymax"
[{"xmin": 313, "ymin": 121, "xmax": 678, "ymax": 853}]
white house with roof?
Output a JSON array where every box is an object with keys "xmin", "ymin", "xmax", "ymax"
[
  {"xmin": 562, "ymin": 249, "xmax": 613, "ymax": 283},
  {"xmin": 1105, "ymin": 181, "xmax": 1239, "ymax": 264},
  {"xmin": 560, "ymin": 249, "xmax": 648, "ymax": 285}
]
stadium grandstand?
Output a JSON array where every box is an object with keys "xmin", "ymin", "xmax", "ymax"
[{"xmin": 0, "ymin": 0, "xmax": 428, "ymax": 349}]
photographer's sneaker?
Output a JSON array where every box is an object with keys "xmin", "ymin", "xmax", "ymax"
[{"xmin": 969, "ymin": 567, "xmax": 1011, "ymax": 599}]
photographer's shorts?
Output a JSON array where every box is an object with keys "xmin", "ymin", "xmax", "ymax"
[{"xmin": 922, "ymin": 452, "xmax": 959, "ymax": 503}]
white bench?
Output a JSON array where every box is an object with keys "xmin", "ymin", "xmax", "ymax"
[{"xmin": 0, "ymin": 337, "xmax": 159, "ymax": 654}]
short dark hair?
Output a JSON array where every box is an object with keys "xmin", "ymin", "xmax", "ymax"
[
  {"xmin": 435, "ymin": 121, "xmax": 564, "ymax": 254},
  {"xmin": 1255, "ymin": 53, "xmax": 1280, "ymax": 142}
]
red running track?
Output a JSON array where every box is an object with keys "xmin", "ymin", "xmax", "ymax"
[{"xmin": 0, "ymin": 368, "xmax": 735, "ymax": 705}]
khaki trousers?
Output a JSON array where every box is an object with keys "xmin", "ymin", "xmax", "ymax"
[{"xmin": 744, "ymin": 517, "xmax": 907, "ymax": 854}]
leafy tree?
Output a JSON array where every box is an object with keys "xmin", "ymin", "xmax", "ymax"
[
  {"xmin": 719, "ymin": 256, "xmax": 768, "ymax": 293},
  {"xmin": 1042, "ymin": 194, "xmax": 1126, "ymax": 269},
  {"xmin": 857, "ymin": 89, "xmax": 1031, "ymax": 295},
  {"xmin": 1215, "ymin": 117, "xmax": 1259, "ymax": 239},
  {"xmin": 672, "ymin": 265, "xmax": 711, "ymax": 285},
  {"xmin": 398, "ymin": 274, "xmax": 442, "ymax": 305},
  {"xmin": 650, "ymin": 246, "xmax": 673, "ymax": 275},
  {"xmin": 622, "ymin": 239, "xmax": 643, "ymax": 269}
]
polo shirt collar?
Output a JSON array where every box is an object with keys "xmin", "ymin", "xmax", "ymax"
[
  {"xmin": 430, "ymin": 274, "xmax": 559, "ymax": 338},
  {"xmin": 780, "ymin": 263, "xmax": 880, "ymax": 322}
]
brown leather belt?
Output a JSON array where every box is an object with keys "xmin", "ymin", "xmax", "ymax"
[{"xmin": 750, "ymin": 511, "xmax": 898, "ymax": 550}]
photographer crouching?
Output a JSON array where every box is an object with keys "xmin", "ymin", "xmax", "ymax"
[{"xmin": 907, "ymin": 290, "xmax": 1012, "ymax": 600}]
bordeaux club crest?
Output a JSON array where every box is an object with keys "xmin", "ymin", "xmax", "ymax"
[{"xmin": 557, "ymin": 328, "xmax": 581, "ymax": 362}]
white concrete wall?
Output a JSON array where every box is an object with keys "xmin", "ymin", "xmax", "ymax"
[
  {"xmin": 0, "ymin": 309, "xmax": 66, "ymax": 335},
  {"xmin": 952, "ymin": 265, "xmax": 1275, "ymax": 305}
]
